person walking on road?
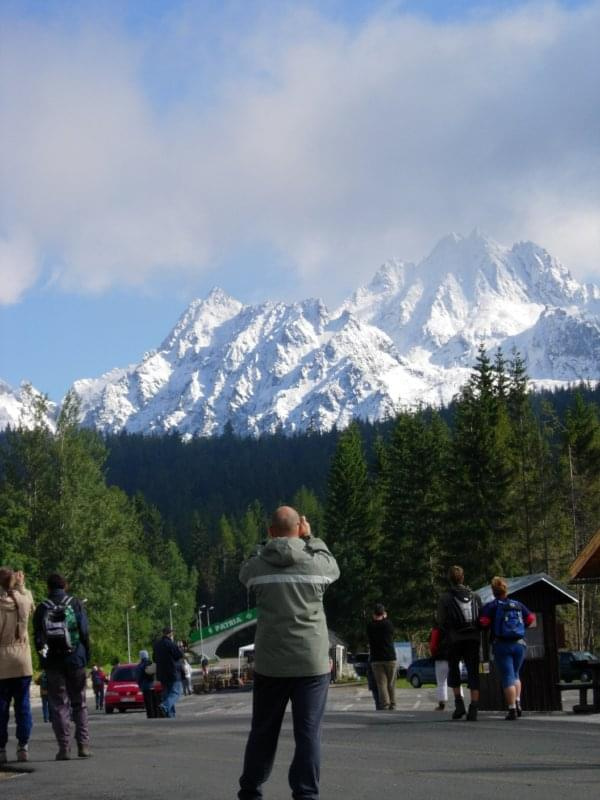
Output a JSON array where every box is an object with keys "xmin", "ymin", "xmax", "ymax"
[
  {"xmin": 33, "ymin": 573, "xmax": 91, "ymax": 760},
  {"xmin": 237, "ymin": 506, "xmax": 340, "ymax": 800},
  {"xmin": 0, "ymin": 568, "xmax": 35, "ymax": 765},
  {"xmin": 153, "ymin": 627, "xmax": 184, "ymax": 718},
  {"xmin": 437, "ymin": 565, "xmax": 482, "ymax": 721},
  {"xmin": 135, "ymin": 650, "xmax": 159, "ymax": 718},
  {"xmin": 38, "ymin": 671, "xmax": 51, "ymax": 723},
  {"xmin": 366, "ymin": 604, "xmax": 397, "ymax": 711},
  {"xmin": 181, "ymin": 658, "xmax": 193, "ymax": 696},
  {"xmin": 479, "ymin": 576, "xmax": 535, "ymax": 720},
  {"xmin": 429, "ymin": 623, "xmax": 456, "ymax": 711},
  {"xmin": 90, "ymin": 665, "xmax": 107, "ymax": 711}
]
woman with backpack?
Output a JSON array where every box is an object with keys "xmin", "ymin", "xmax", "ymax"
[{"xmin": 479, "ymin": 576, "xmax": 536, "ymax": 720}]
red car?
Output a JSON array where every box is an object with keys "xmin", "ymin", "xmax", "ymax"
[{"xmin": 104, "ymin": 664, "xmax": 161, "ymax": 714}]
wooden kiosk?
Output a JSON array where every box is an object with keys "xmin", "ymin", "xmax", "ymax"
[{"xmin": 476, "ymin": 573, "xmax": 577, "ymax": 712}]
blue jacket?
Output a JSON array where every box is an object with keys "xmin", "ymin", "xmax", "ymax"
[{"xmin": 135, "ymin": 657, "xmax": 155, "ymax": 692}]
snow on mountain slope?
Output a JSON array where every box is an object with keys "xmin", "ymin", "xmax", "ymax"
[
  {"xmin": 0, "ymin": 380, "xmax": 56, "ymax": 431},
  {"xmin": 3, "ymin": 232, "xmax": 599, "ymax": 437}
]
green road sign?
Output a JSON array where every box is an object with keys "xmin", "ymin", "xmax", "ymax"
[{"xmin": 189, "ymin": 608, "xmax": 257, "ymax": 644}]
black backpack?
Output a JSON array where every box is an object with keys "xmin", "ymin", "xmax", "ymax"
[
  {"xmin": 41, "ymin": 596, "xmax": 80, "ymax": 656},
  {"xmin": 449, "ymin": 592, "xmax": 479, "ymax": 632}
]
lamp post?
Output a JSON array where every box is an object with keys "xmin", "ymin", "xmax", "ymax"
[
  {"xmin": 198, "ymin": 604, "xmax": 206, "ymax": 656},
  {"xmin": 126, "ymin": 605, "xmax": 136, "ymax": 664},
  {"xmin": 207, "ymin": 605, "xmax": 214, "ymax": 627},
  {"xmin": 169, "ymin": 601, "xmax": 179, "ymax": 631}
]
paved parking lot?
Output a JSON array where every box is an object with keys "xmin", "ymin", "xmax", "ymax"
[{"xmin": 2, "ymin": 685, "xmax": 599, "ymax": 800}]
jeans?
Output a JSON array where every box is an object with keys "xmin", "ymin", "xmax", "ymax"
[
  {"xmin": 238, "ymin": 672, "xmax": 330, "ymax": 800},
  {"xmin": 493, "ymin": 640, "xmax": 526, "ymax": 689},
  {"xmin": 94, "ymin": 686, "xmax": 105, "ymax": 709},
  {"xmin": 42, "ymin": 694, "xmax": 50, "ymax": 722},
  {"xmin": 0, "ymin": 676, "xmax": 33, "ymax": 748},
  {"xmin": 46, "ymin": 666, "xmax": 90, "ymax": 749},
  {"xmin": 160, "ymin": 680, "xmax": 182, "ymax": 718}
]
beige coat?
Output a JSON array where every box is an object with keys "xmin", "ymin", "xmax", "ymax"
[{"xmin": 0, "ymin": 583, "xmax": 34, "ymax": 680}]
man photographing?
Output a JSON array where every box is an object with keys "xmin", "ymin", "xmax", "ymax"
[{"xmin": 237, "ymin": 506, "xmax": 340, "ymax": 800}]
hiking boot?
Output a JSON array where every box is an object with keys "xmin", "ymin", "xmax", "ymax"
[
  {"xmin": 55, "ymin": 748, "xmax": 71, "ymax": 761},
  {"xmin": 16, "ymin": 745, "xmax": 28, "ymax": 762},
  {"xmin": 505, "ymin": 708, "xmax": 517, "ymax": 721},
  {"xmin": 77, "ymin": 743, "xmax": 92, "ymax": 758},
  {"xmin": 516, "ymin": 701, "xmax": 523, "ymax": 717},
  {"xmin": 466, "ymin": 703, "xmax": 478, "ymax": 721},
  {"xmin": 0, "ymin": 748, "xmax": 7, "ymax": 766},
  {"xmin": 436, "ymin": 701, "xmax": 445, "ymax": 711},
  {"xmin": 452, "ymin": 698, "xmax": 466, "ymax": 720}
]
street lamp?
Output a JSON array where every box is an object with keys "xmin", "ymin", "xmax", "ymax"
[
  {"xmin": 169, "ymin": 601, "xmax": 179, "ymax": 631},
  {"xmin": 198, "ymin": 604, "xmax": 206, "ymax": 655},
  {"xmin": 207, "ymin": 605, "xmax": 214, "ymax": 627},
  {"xmin": 126, "ymin": 605, "xmax": 136, "ymax": 663}
]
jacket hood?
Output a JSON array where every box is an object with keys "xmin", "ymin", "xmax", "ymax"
[
  {"xmin": 450, "ymin": 585, "xmax": 473, "ymax": 603},
  {"xmin": 258, "ymin": 536, "xmax": 311, "ymax": 567}
]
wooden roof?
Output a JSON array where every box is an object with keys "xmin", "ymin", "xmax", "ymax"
[
  {"xmin": 475, "ymin": 573, "xmax": 578, "ymax": 606},
  {"xmin": 570, "ymin": 529, "xmax": 600, "ymax": 583}
]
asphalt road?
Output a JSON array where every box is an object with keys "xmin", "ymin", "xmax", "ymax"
[{"xmin": 2, "ymin": 685, "xmax": 600, "ymax": 800}]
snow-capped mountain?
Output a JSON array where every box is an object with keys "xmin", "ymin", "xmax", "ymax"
[
  {"xmin": 3, "ymin": 231, "xmax": 599, "ymax": 436},
  {"xmin": 0, "ymin": 380, "xmax": 56, "ymax": 431}
]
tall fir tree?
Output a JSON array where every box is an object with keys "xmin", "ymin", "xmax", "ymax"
[{"xmin": 323, "ymin": 423, "xmax": 379, "ymax": 646}]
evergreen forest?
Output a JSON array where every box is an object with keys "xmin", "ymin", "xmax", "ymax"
[{"xmin": 2, "ymin": 347, "xmax": 600, "ymax": 659}]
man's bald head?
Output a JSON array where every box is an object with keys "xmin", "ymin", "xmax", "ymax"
[{"xmin": 269, "ymin": 506, "xmax": 301, "ymax": 538}]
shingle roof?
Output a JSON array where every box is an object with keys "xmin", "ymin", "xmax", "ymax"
[{"xmin": 474, "ymin": 572, "xmax": 578, "ymax": 606}]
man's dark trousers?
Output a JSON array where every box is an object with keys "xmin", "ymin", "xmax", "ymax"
[
  {"xmin": 238, "ymin": 672, "xmax": 330, "ymax": 800},
  {"xmin": 46, "ymin": 666, "xmax": 89, "ymax": 750}
]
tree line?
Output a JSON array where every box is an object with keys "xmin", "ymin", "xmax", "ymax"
[
  {"xmin": 2, "ymin": 350, "xmax": 600, "ymax": 657},
  {"xmin": 0, "ymin": 392, "xmax": 197, "ymax": 664}
]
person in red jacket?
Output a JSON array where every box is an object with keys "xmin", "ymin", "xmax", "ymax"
[{"xmin": 429, "ymin": 625, "xmax": 462, "ymax": 711}]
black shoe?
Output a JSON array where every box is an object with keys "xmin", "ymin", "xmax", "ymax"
[
  {"xmin": 466, "ymin": 703, "xmax": 478, "ymax": 721},
  {"xmin": 505, "ymin": 708, "xmax": 517, "ymax": 720},
  {"xmin": 452, "ymin": 700, "xmax": 466, "ymax": 720},
  {"xmin": 515, "ymin": 701, "xmax": 522, "ymax": 717},
  {"xmin": 436, "ymin": 702, "xmax": 446, "ymax": 711}
]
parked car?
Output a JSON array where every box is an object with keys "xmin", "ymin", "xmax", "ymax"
[
  {"xmin": 406, "ymin": 657, "xmax": 467, "ymax": 688},
  {"xmin": 559, "ymin": 651, "xmax": 600, "ymax": 683},
  {"xmin": 349, "ymin": 652, "xmax": 370, "ymax": 678},
  {"xmin": 104, "ymin": 664, "xmax": 161, "ymax": 714}
]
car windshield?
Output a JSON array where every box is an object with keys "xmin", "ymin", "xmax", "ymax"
[{"xmin": 111, "ymin": 667, "xmax": 137, "ymax": 682}]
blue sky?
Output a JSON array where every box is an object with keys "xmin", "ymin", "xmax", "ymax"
[{"xmin": 1, "ymin": 0, "xmax": 599, "ymax": 400}]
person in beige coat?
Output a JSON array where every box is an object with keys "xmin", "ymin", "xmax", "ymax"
[{"xmin": 0, "ymin": 567, "xmax": 35, "ymax": 765}]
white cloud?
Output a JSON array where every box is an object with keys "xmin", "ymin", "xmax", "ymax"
[
  {"xmin": 1, "ymin": 1, "xmax": 599, "ymax": 305},
  {"xmin": 0, "ymin": 234, "xmax": 38, "ymax": 304}
]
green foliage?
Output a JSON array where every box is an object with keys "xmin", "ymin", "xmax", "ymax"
[
  {"xmin": 0, "ymin": 394, "xmax": 197, "ymax": 664},
  {"xmin": 323, "ymin": 423, "xmax": 381, "ymax": 647}
]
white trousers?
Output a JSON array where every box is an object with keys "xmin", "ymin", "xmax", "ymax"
[{"xmin": 435, "ymin": 660, "xmax": 464, "ymax": 702}]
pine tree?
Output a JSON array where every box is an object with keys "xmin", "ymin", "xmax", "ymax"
[
  {"xmin": 379, "ymin": 411, "xmax": 449, "ymax": 636},
  {"xmin": 445, "ymin": 345, "xmax": 515, "ymax": 588},
  {"xmin": 323, "ymin": 423, "xmax": 379, "ymax": 646}
]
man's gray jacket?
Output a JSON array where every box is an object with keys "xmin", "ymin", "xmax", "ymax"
[{"xmin": 239, "ymin": 535, "xmax": 340, "ymax": 678}]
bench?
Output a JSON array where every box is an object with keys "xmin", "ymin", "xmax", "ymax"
[{"xmin": 556, "ymin": 682, "xmax": 595, "ymax": 713}]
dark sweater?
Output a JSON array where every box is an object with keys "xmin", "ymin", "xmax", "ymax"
[{"xmin": 367, "ymin": 618, "xmax": 396, "ymax": 662}]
